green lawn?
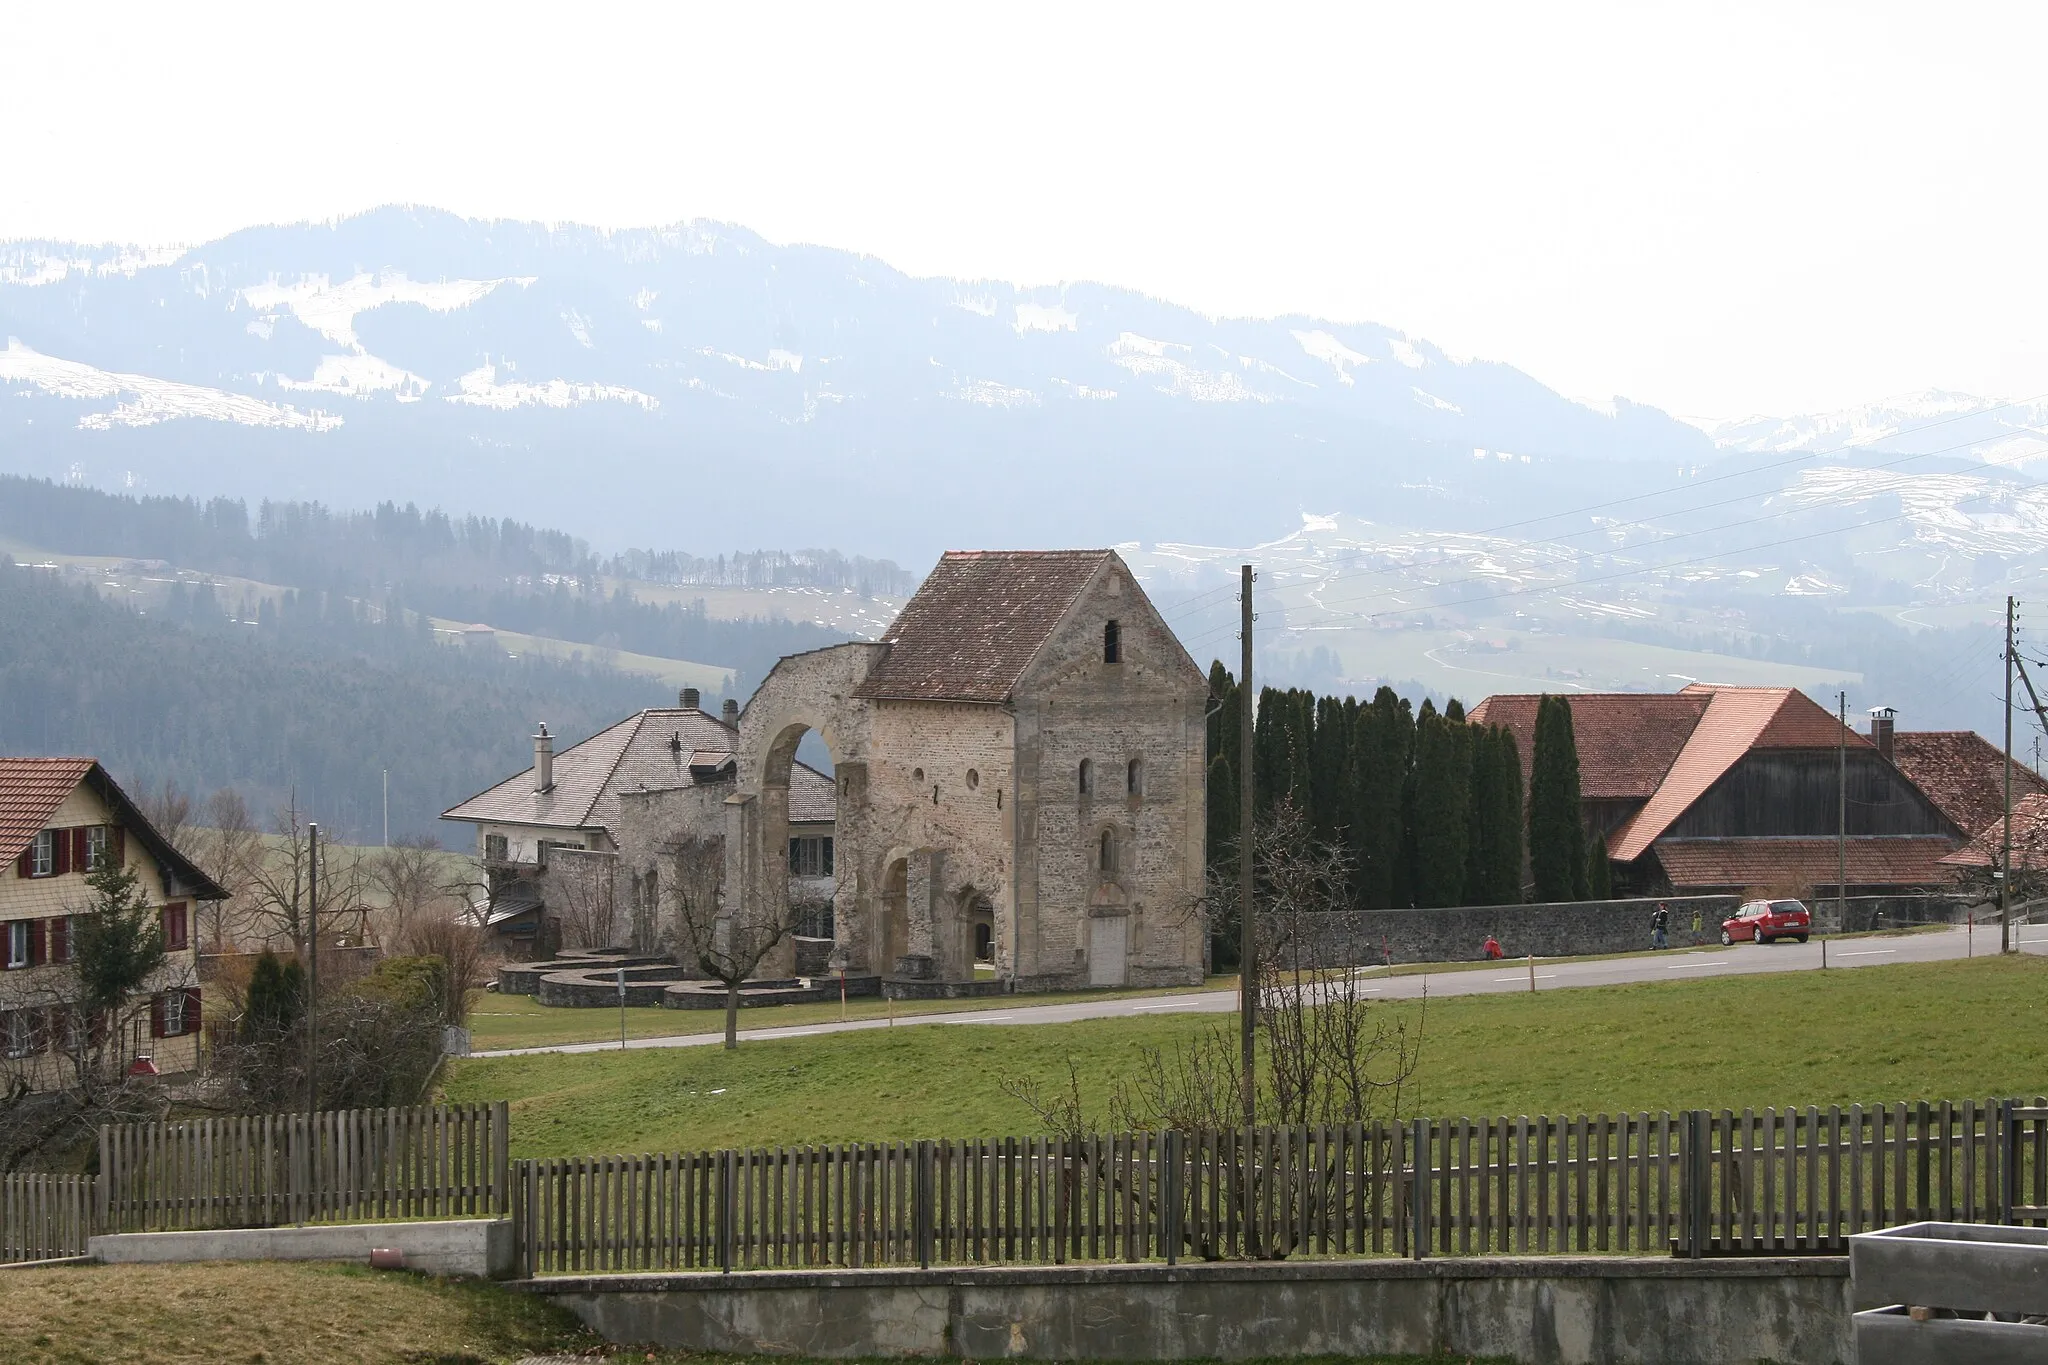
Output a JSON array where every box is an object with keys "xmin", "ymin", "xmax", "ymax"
[
  {"xmin": 467, "ymin": 977, "xmax": 1237, "ymax": 1051},
  {"xmin": 441, "ymin": 953, "xmax": 2048, "ymax": 1157}
]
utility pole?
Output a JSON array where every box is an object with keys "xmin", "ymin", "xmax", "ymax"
[
  {"xmin": 1238, "ymin": 563, "xmax": 1256, "ymax": 1131},
  {"xmin": 1837, "ymin": 692, "xmax": 1847, "ymax": 934},
  {"xmin": 306, "ymin": 820, "xmax": 320, "ymax": 1119},
  {"xmin": 2004, "ymin": 596, "xmax": 2017, "ymax": 954},
  {"xmin": 382, "ymin": 769, "xmax": 389, "ymax": 848}
]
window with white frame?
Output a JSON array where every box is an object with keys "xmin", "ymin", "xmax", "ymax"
[
  {"xmin": 161, "ymin": 990, "xmax": 189, "ymax": 1037},
  {"xmin": 30, "ymin": 830, "xmax": 54, "ymax": 878},
  {"xmin": 3, "ymin": 1010, "xmax": 32, "ymax": 1058},
  {"xmin": 85, "ymin": 824, "xmax": 109, "ymax": 870},
  {"xmin": 4, "ymin": 921, "xmax": 27, "ymax": 969}
]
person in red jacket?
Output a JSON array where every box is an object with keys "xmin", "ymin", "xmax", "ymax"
[{"xmin": 1483, "ymin": 934, "xmax": 1504, "ymax": 960}]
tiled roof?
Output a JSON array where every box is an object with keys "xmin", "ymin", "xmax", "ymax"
[
  {"xmin": 853, "ymin": 550, "xmax": 1115, "ymax": 703},
  {"xmin": 1890, "ymin": 731, "xmax": 2046, "ymax": 838},
  {"xmin": 788, "ymin": 766, "xmax": 835, "ymax": 825},
  {"xmin": 1467, "ymin": 693, "xmax": 1708, "ymax": 799},
  {"xmin": 1655, "ymin": 837, "xmax": 1958, "ymax": 892},
  {"xmin": 442, "ymin": 709, "xmax": 838, "ymax": 833},
  {"xmin": 0, "ymin": 757, "xmax": 95, "ymax": 865},
  {"xmin": 1938, "ymin": 791, "xmax": 2048, "ymax": 869},
  {"xmin": 1609, "ymin": 688, "xmax": 1865, "ymax": 862},
  {"xmin": 0, "ymin": 756, "xmax": 227, "ymax": 899}
]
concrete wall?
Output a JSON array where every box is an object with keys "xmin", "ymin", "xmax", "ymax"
[
  {"xmin": 92, "ymin": 1218, "xmax": 515, "ymax": 1278},
  {"xmin": 526, "ymin": 1256, "xmax": 1852, "ymax": 1364},
  {"xmin": 1301, "ymin": 895, "xmax": 1741, "ymax": 964}
]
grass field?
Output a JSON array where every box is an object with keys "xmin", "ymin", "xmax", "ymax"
[
  {"xmin": 441, "ymin": 954, "xmax": 2048, "ymax": 1157},
  {"xmin": 0, "ymin": 1262, "xmax": 1486, "ymax": 1365},
  {"xmin": 468, "ymin": 978, "xmax": 1236, "ymax": 1051}
]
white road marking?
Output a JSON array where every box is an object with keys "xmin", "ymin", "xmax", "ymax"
[
  {"xmin": 1132, "ymin": 1002, "xmax": 1201, "ymax": 1011},
  {"xmin": 1493, "ymin": 974, "xmax": 1558, "ymax": 982},
  {"xmin": 1666, "ymin": 961, "xmax": 1731, "ymax": 970}
]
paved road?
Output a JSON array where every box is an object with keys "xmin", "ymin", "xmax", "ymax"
[{"xmin": 473, "ymin": 922, "xmax": 2048, "ymax": 1059}]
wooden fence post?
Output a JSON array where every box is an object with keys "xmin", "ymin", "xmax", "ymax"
[
  {"xmin": 914, "ymin": 1139, "xmax": 933, "ymax": 1269},
  {"xmin": 1163, "ymin": 1129, "xmax": 1182, "ymax": 1267},
  {"xmin": 1410, "ymin": 1117, "xmax": 1429, "ymax": 1260},
  {"xmin": 717, "ymin": 1149, "xmax": 734, "ymax": 1274}
]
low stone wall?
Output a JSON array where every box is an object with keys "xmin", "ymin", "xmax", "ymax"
[
  {"xmin": 1305, "ymin": 895, "xmax": 1741, "ymax": 965},
  {"xmin": 497, "ymin": 952, "xmax": 667, "ymax": 996},
  {"xmin": 92, "ymin": 1218, "xmax": 516, "ymax": 1278},
  {"xmin": 524, "ymin": 1256, "xmax": 1852, "ymax": 1364},
  {"xmin": 662, "ymin": 975, "xmax": 883, "ymax": 1010},
  {"xmin": 1817, "ymin": 894, "xmax": 1980, "ymax": 935},
  {"xmin": 537, "ymin": 962, "xmax": 698, "ymax": 1008}
]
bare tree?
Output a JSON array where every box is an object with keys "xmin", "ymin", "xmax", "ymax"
[
  {"xmin": 136, "ymin": 778, "xmax": 193, "ymax": 851},
  {"xmin": 242, "ymin": 799, "xmax": 367, "ymax": 953},
  {"xmin": 368, "ymin": 834, "xmax": 445, "ymax": 942},
  {"xmin": 549, "ymin": 849, "xmax": 619, "ymax": 950},
  {"xmin": 662, "ymin": 833, "xmax": 803, "ymax": 1049},
  {"xmin": 392, "ymin": 902, "xmax": 490, "ymax": 1028},
  {"xmin": 190, "ymin": 787, "xmax": 262, "ymax": 951}
]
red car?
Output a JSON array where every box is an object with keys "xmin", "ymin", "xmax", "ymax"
[{"xmin": 1721, "ymin": 898, "xmax": 1811, "ymax": 945}]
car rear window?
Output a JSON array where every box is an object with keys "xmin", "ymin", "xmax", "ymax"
[{"xmin": 1769, "ymin": 900, "xmax": 1806, "ymax": 916}]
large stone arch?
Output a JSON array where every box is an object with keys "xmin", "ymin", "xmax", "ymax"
[{"xmin": 728, "ymin": 644, "xmax": 885, "ymax": 976}]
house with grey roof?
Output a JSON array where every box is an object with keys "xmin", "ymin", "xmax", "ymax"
[{"xmin": 441, "ymin": 688, "xmax": 834, "ymax": 954}]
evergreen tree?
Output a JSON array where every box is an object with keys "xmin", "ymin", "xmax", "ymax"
[
  {"xmin": 1528, "ymin": 694, "xmax": 1590, "ymax": 901},
  {"xmin": 1493, "ymin": 726, "xmax": 1525, "ymax": 902},
  {"xmin": 1408, "ymin": 701, "xmax": 1472, "ymax": 906},
  {"xmin": 1204, "ymin": 661, "xmax": 1241, "ymax": 886},
  {"xmin": 72, "ymin": 856, "xmax": 168, "ymax": 1020},
  {"xmin": 1464, "ymin": 724, "xmax": 1525, "ymax": 905},
  {"xmin": 1346, "ymin": 686, "xmax": 1414, "ymax": 909},
  {"xmin": 1586, "ymin": 826, "xmax": 1614, "ymax": 899},
  {"xmin": 1310, "ymin": 694, "xmax": 1351, "ymax": 847}
]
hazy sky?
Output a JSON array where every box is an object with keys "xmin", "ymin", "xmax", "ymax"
[{"xmin": 4, "ymin": 1, "xmax": 2043, "ymax": 421}]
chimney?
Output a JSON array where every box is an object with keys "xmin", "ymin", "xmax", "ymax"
[
  {"xmin": 533, "ymin": 723, "xmax": 555, "ymax": 793},
  {"xmin": 722, "ymin": 698, "xmax": 740, "ymax": 729},
  {"xmin": 1868, "ymin": 706, "xmax": 1896, "ymax": 763},
  {"xmin": 680, "ymin": 687, "xmax": 700, "ymax": 710}
]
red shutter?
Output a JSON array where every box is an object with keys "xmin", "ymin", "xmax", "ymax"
[
  {"xmin": 27, "ymin": 919, "xmax": 45, "ymax": 967},
  {"xmin": 13, "ymin": 847, "xmax": 29, "ymax": 879},
  {"xmin": 72, "ymin": 828, "xmax": 90, "ymax": 871},
  {"xmin": 167, "ymin": 903, "xmax": 189, "ymax": 951},
  {"xmin": 49, "ymin": 916, "xmax": 68, "ymax": 964},
  {"xmin": 51, "ymin": 831, "xmax": 70, "ymax": 877},
  {"xmin": 181, "ymin": 988, "xmax": 201, "ymax": 1036},
  {"xmin": 149, "ymin": 994, "xmax": 166, "ymax": 1039}
]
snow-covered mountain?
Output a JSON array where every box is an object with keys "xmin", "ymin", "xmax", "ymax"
[{"xmin": 0, "ymin": 207, "xmax": 1719, "ymax": 559}]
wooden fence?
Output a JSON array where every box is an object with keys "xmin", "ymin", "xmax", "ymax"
[
  {"xmin": 1, "ymin": 1174, "xmax": 96, "ymax": 1263},
  {"xmin": 97, "ymin": 1102, "xmax": 509, "ymax": 1232},
  {"xmin": 513, "ymin": 1097, "xmax": 2048, "ymax": 1275}
]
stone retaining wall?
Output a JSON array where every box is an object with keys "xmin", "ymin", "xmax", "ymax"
[
  {"xmin": 1307, "ymin": 895, "xmax": 1741, "ymax": 964},
  {"xmin": 525, "ymin": 1256, "xmax": 1852, "ymax": 1364}
]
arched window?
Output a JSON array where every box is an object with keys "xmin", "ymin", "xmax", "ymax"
[
  {"xmin": 1078, "ymin": 759, "xmax": 1092, "ymax": 796},
  {"xmin": 1099, "ymin": 828, "xmax": 1116, "ymax": 875},
  {"xmin": 1127, "ymin": 757, "xmax": 1143, "ymax": 797},
  {"xmin": 1103, "ymin": 619, "xmax": 1121, "ymax": 664}
]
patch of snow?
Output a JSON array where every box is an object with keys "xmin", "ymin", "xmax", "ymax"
[
  {"xmin": 238, "ymin": 272, "xmax": 527, "ymax": 349},
  {"xmin": 1107, "ymin": 333, "xmax": 1268, "ymax": 404},
  {"xmin": 954, "ymin": 294, "xmax": 999, "ymax": 317},
  {"xmin": 1300, "ymin": 512, "xmax": 1340, "ymax": 533},
  {"xmin": 445, "ymin": 364, "xmax": 658, "ymax": 411},
  {"xmin": 245, "ymin": 318, "xmax": 274, "ymax": 341},
  {"xmin": 632, "ymin": 287, "xmax": 658, "ymax": 311},
  {"xmin": 1574, "ymin": 394, "xmax": 1620, "ymax": 417},
  {"xmin": 1411, "ymin": 388, "xmax": 1462, "ymax": 414},
  {"xmin": 642, "ymin": 318, "xmax": 663, "ymax": 333},
  {"xmin": 699, "ymin": 348, "xmax": 803, "ymax": 374},
  {"xmin": 1292, "ymin": 330, "xmax": 1373, "ymax": 386},
  {"xmin": 768, "ymin": 349, "xmax": 803, "ymax": 374},
  {"xmin": 0, "ymin": 339, "xmax": 341, "ymax": 432},
  {"xmin": 1387, "ymin": 337, "xmax": 1427, "ymax": 369},
  {"xmin": 1052, "ymin": 378, "xmax": 1116, "ymax": 400},
  {"xmin": 276, "ymin": 353, "xmax": 431, "ymax": 400},
  {"xmin": 951, "ymin": 379, "xmax": 1040, "ymax": 409},
  {"xmin": 0, "ymin": 245, "xmax": 182, "ymax": 287},
  {"xmin": 1014, "ymin": 302, "xmax": 1078, "ymax": 333},
  {"xmin": 563, "ymin": 310, "xmax": 594, "ymax": 348}
]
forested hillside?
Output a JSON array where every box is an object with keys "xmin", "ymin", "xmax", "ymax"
[
  {"xmin": 0, "ymin": 476, "xmax": 887, "ymax": 690},
  {"xmin": 0, "ymin": 558, "xmax": 668, "ymax": 841}
]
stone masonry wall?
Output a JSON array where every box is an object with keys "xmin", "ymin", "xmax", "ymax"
[
  {"xmin": 1303, "ymin": 895, "xmax": 1743, "ymax": 964},
  {"xmin": 1011, "ymin": 560, "xmax": 1209, "ymax": 989}
]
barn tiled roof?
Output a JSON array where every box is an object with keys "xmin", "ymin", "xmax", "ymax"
[
  {"xmin": 442, "ymin": 709, "xmax": 837, "ymax": 833},
  {"xmin": 0, "ymin": 756, "xmax": 227, "ymax": 899},
  {"xmin": 1655, "ymin": 837, "xmax": 1958, "ymax": 892},
  {"xmin": 1938, "ymin": 791, "xmax": 2048, "ymax": 869},
  {"xmin": 1609, "ymin": 688, "xmax": 1864, "ymax": 862},
  {"xmin": 1467, "ymin": 693, "xmax": 1708, "ymax": 799},
  {"xmin": 1891, "ymin": 731, "xmax": 2046, "ymax": 839},
  {"xmin": 853, "ymin": 550, "xmax": 1115, "ymax": 703},
  {"xmin": 0, "ymin": 757, "xmax": 95, "ymax": 865}
]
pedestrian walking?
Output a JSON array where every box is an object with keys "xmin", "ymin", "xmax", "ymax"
[
  {"xmin": 1690, "ymin": 907, "xmax": 1703, "ymax": 945},
  {"xmin": 1483, "ymin": 934, "xmax": 1503, "ymax": 960},
  {"xmin": 1651, "ymin": 902, "xmax": 1671, "ymax": 950}
]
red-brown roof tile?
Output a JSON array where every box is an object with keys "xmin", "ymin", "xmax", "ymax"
[
  {"xmin": 1891, "ymin": 731, "xmax": 2046, "ymax": 839},
  {"xmin": 854, "ymin": 550, "xmax": 1115, "ymax": 704},
  {"xmin": 1937, "ymin": 791, "xmax": 2048, "ymax": 869},
  {"xmin": 0, "ymin": 757, "xmax": 95, "ymax": 865},
  {"xmin": 1655, "ymin": 837, "xmax": 1958, "ymax": 892},
  {"xmin": 1466, "ymin": 693, "xmax": 1707, "ymax": 800}
]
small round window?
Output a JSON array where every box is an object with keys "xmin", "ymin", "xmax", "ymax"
[{"xmin": 966, "ymin": 769, "xmax": 980, "ymax": 790}]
